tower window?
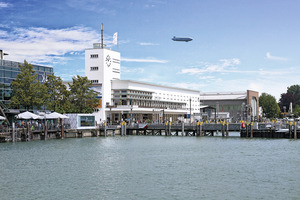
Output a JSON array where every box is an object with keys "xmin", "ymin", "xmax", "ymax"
[
  {"xmin": 90, "ymin": 67, "xmax": 98, "ymax": 71},
  {"xmin": 90, "ymin": 54, "xmax": 98, "ymax": 58}
]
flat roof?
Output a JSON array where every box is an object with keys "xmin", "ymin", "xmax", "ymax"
[
  {"xmin": 200, "ymin": 92, "xmax": 247, "ymax": 100},
  {"xmin": 113, "ymin": 79, "xmax": 200, "ymax": 93}
]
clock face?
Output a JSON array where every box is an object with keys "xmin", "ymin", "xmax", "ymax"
[{"xmin": 106, "ymin": 55, "xmax": 111, "ymax": 67}]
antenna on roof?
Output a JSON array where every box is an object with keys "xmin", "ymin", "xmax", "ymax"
[
  {"xmin": 101, "ymin": 23, "xmax": 104, "ymax": 49},
  {"xmin": 0, "ymin": 50, "xmax": 9, "ymax": 60}
]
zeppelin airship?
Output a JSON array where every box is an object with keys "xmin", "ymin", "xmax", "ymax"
[{"xmin": 172, "ymin": 36, "xmax": 193, "ymax": 42}]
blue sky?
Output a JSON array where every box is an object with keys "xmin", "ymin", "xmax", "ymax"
[{"xmin": 1, "ymin": 0, "xmax": 300, "ymax": 100}]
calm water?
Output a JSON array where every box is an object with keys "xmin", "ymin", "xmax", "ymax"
[{"xmin": 1, "ymin": 136, "xmax": 299, "ymax": 200}]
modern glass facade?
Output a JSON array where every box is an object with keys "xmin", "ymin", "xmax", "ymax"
[{"xmin": 0, "ymin": 60, "xmax": 53, "ymax": 106}]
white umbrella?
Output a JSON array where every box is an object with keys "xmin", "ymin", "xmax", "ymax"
[
  {"xmin": 45, "ymin": 112, "xmax": 69, "ymax": 119},
  {"xmin": 0, "ymin": 116, "xmax": 6, "ymax": 120},
  {"xmin": 17, "ymin": 111, "xmax": 42, "ymax": 119}
]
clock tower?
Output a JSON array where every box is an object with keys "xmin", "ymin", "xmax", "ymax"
[{"xmin": 85, "ymin": 44, "xmax": 121, "ymax": 122}]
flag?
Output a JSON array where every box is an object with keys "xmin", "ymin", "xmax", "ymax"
[{"xmin": 113, "ymin": 32, "xmax": 118, "ymax": 45}]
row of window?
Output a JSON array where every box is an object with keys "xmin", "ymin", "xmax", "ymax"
[
  {"xmin": 114, "ymin": 90, "xmax": 152, "ymax": 95},
  {"xmin": 90, "ymin": 67, "xmax": 98, "ymax": 71},
  {"xmin": 90, "ymin": 54, "xmax": 98, "ymax": 58},
  {"xmin": 91, "ymin": 80, "xmax": 99, "ymax": 84},
  {"xmin": 114, "ymin": 99, "xmax": 184, "ymax": 109}
]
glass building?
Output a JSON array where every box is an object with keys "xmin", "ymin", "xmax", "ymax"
[{"xmin": 0, "ymin": 60, "xmax": 53, "ymax": 106}]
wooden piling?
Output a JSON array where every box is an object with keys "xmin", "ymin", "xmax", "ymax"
[
  {"xmin": 12, "ymin": 122, "xmax": 15, "ymax": 142},
  {"xmin": 246, "ymin": 123, "xmax": 249, "ymax": 137},
  {"xmin": 294, "ymin": 121, "xmax": 297, "ymax": 140},
  {"xmin": 104, "ymin": 122, "xmax": 107, "ymax": 137},
  {"xmin": 60, "ymin": 119, "xmax": 64, "ymax": 139},
  {"xmin": 165, "ymin": 122, "xmax": 168, "ymax": 136},
  {"xmin": 250, "ymin": 122, "xmax": 253, "ymax": 138},
  {"xmin": 289, "ymin": 122, "xmax": 292, "ymax": 139},
  {"xmin": 226, "ymin": 122, "xmax": 229, "ymax": 137},
  {"xmin": 221, "ymin": 122, "xmax": 225, "ymax": 137},
  {"xmin": 200, "ymin": 122, "xmax": 203, "ymax": 136}
]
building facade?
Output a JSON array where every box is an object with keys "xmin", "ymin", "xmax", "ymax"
[
  {"xmin": 85, "ymin": 43, "xmax": 121, "ymax": 122},
  {"xmin": 85, "ymin": 44, "xmax": 201, "ymax": 124},
  {"xmin": 0, "ymin": 59, "xmax": 53, "ymax": 108},
  {"xmin": 110, "ymin": 80, "xmax": 200, "ymax": 123},
  {"xmin": 200, "ymin": 90, "xmax": 259, "ymax": 122}
]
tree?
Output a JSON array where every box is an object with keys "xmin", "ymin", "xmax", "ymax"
[
  {"xmin": 10, "ymin": 60, "xmax": 47, "ymax": 110},
  {"xmin": 259, "ymin": 93, "xmax": 280, "ymax": 119},
  {"xmin": 278, "ymin": 92, "xmax": 296, "ymax": 112},
  {"xmin": 287, "ymin": 84, "xmax": 300, "ymax": 106},
  {"xmin": 294, "ymin": 105, "xmax": 300, "ymax": 118},
  {"xmin": 44, "ymin": 74, "xmax": 71, "ymax": 113},
  {"xmin": 69, "ymin": 75, "xmax": 100, "ymax": 113}
]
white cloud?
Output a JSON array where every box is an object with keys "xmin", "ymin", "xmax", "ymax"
[
  {"xmin": 180, "ymin": 58, "xmax": 241, "ymax": 75},
  {"xmin": 180, "ymin": 58, "xmax": 291, "ymax": 77},
  {"xmin": 0, "ymin": 26, "xmax": 108, "ymax": 64},
  {"xmin": 0, "ymin": 30, "xmax": 8, "ymax": 37},
  {"xmin": 266, "ymin": 52, "xmax": 288, "ymax": 61},
  {"xmin": 0, "ymin": 2, "xmax": 11, "ymax": 8},
  {"xmin": 66, "ymin": 0, "xmax": 116, "ymax": 15},
  {"xmin": 121, "ymin": 57, "xmax": 168, "ymax": 63}
]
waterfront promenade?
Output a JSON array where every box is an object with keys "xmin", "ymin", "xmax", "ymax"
[{"xmin": 0, "ymin": 120, "xmax": 299, "ymax": 142}]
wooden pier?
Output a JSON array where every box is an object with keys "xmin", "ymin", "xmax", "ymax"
[{"xmin": 1, "ymin": 121, "xmax": 299, "ymax": 143}]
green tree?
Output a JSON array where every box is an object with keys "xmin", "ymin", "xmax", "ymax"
[
  {"xmin": 259, "ymin": 93, "xmax": 280, "ymax": 119},
  {"xmin": 69, "ymin": 75, "xmax": 100, "ymax": 113},
  {"xmin": 294, "ymin": 105, "xmax": 300, "ymax": 118},
  {"xmin": 287, "ymin": 84, "xmax": 300, "ymax": 105},
  {"xmin": 10, "ymin": 60, "xmax": 47, "ymax": 110},
  {"xmin": 278, "ymin": 92, "xmax": 296, "ymax": 112},
  {"xmin": 44, "ymin": 74, "xmax": 71, "ymax": 113}
]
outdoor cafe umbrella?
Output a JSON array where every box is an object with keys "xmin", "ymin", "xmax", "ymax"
[
  {"xmin": 45, "ymin": 112, "xmax": 69, "ymax": 139},
  {"xmin": 45, "ymin": 112, "xmax": 69, "ymax": 119},
  {"xmin": 16, "ymin": 111, "xmax": 42, "ymax": 141},
  {"xmin": 16, "ymin": 111, "xmax": 42, "ymax": 120}
]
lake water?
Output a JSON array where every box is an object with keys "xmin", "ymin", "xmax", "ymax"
[{"xmin": 1, "ymin": 136, "xmax": 300, "ymax": 200}]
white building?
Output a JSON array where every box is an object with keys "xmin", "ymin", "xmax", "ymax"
[
  {"xmin": 200, "ymin": 90, "xmax": 259, "ymax": 122},
  {"xmin": 85, "ymin": 43, "xmax": 200, "ymax": 124},
  {"xmin": 85, "ymin": 43, "xmax": 121, "ymax": 122}
]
